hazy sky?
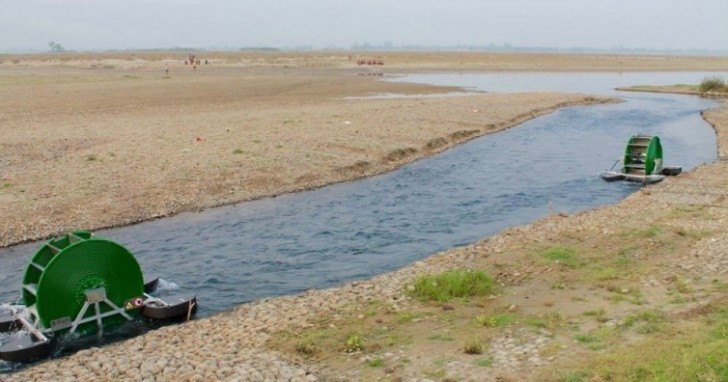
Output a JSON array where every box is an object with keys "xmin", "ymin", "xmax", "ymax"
[{"xmin": 1, "ymin": 0, "xmax": 727, "ymax": 52}]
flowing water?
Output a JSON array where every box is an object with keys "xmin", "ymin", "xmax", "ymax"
[{"xmin": 0, "ymin": 72, "xmax": 723, "ymax": 370}]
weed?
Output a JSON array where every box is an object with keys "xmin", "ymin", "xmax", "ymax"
[
  {"xmin": 476, "ymin": 313, "xmax": 513, "ymax": 328},
  {"xmin": 559, "ymin": 370, "xmax": 591, "ymax": 382},
  {"xmin": 674, "ymin": 276, "xmax": 693, "ymax": 294},
  {"xmin": 233, "ymin": 148, "xmax": 245, "ymax": 154},
  {"xmin": 397, "ymin": 312, "xmax": 417, "ymax": 323},
  {"xmin": 345, "ymin": 334, "xmax": 364, "ymax": 353},
  {"xmin": 575, "ymin": 334, "xmax": 598, "ymax": 344},
  {"xmin": 252, "ymin": 139, "xmax": 262, "ymax": 144},
  {"xmin": 386, "ymin": 335, "xmax": 398, "ymax": 346},
  {"xmin": 366, "ymin": 358, "xmax": 384, "ymax": 368},
  {"xmin": 583, "ymin": 309, "xmax": 609, "ymax": 323},
  {"xmin": 407, "ymin": 270, "xmax": 496, "ymax": 302},
  {"xmin": 295, "ymin": 339, "xmax": 317, "ymax": 355},
  {"xmin": 463, "ymin": 339, "xmax": 483, "ymax": 354},
  {"xmin": 623, "ymin": 310, "xmax": 665, "ymax": 334},
  {"xmin": 86, "ymin": 154, "xmax": 98, "ymax": 161},
  {"xmin": 428, "ymin": 333, "xmax": 455, "ymax": 342},
  {"xmin": 613, "ymin": 247, "xmax": 635, "ymax": 267},
  {"xmin": 540, "ymin": 246, "xmax": 582, "ymax": 268},
  {"xmin": 593, "ymin": 267, "xmax": 619, "ymax": 281},
  {"xmin": 525, "ymin": 312, "xmax": 567, "ymax": 330},
  {"xmin": 552, "ymin": 280, "xmax": 567, "ymax": 289},
  {"xmin": 475, "ymin": 357, "xmax": 494, "ymax": 367},
  {"xmin": 637, "ymin": 225, "xmax": 662, "ymax": 238}
]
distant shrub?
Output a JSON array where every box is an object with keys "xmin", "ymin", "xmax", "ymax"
[{"xmin": 699, "ymin": 76, "xmax": 728, "ymax": 94}]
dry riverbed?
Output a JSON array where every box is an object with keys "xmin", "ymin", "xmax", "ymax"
[{"xmin": 3, "ymin": 52, "xmax": 728, "ymax": 381}]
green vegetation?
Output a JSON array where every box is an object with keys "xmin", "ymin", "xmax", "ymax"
[
  {"xmin": 623, "ymin": 310, "xmax": 665, "ymax": 334},
  {"xmin": 233, "ymin": 148, "xmax": 245, "ymax": 154},
  {"xmin": 396, "ymin": 311, "xmax": 418, "ymax": 323},
  {"xmin": 475, "ymin": 357, "xmax": 494, "ymax": 367},
  {"xmin": 294, "ymin": 329, "xmax": 329, "ymax": 356},
  {"xmin": 463, "ymin": 339, "xmax": 483, "ymax": 354},
  {"xmin": 540, "ymin": 246, "xmax": 582, "ymax": 268},
  {"xmin": 345, "ymin": 333, "xmax": 364, "ymax": 353},
  {"xmin": 407, "ymin": 270, "xmax": 496, "ymax": 302},
  {"xmin": 549, "ymin": 308, "xmax": 728, "ymax": 382},
  {"xmin": 699, "ymin": 76, "xmax": 728, "ymax": 94},
  {"xmin": 366, "ymin": 358, "xmax": 384, "ymax": 368},
  {"xmin": 525, "ymin": 312, "xmax": 567, "ymax": 331},
  {"xmin": 428, "ymin": 333, "xmax": 455, "ymax": 342},
  {"xmin": 475, "ymin": 313, "xmax": 514, "ymax": 328}
]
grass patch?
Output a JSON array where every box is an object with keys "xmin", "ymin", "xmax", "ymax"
[
  {"xmin": 551, "ymin": 279, "xmax": 568, "ymax": 289},
  {"xmin": 292, "ymin": 329, "xmax": 330, "ymax": 356},
  {"xmin": 463, "ymin": 339, "xmax": 483, "ymax": 354},
  {"xmin": 613, "ymin": 247, "xmax": 635, "ymax": 267},
  {"xmin": 525, "ymin": 312, "xmax": 567, "ymax": 331},
  {"xmin": 428, "ymin": 333, "xmax": 455, "ymax": 342},
  {"xmin": 583, "ymin": 309, "xmax": 608, "ymax": 323},
  {"xmin": 366, "ymin": 358, "xmax": 384, "ymax": 368},
  {"xmin": 233, "ymin": 148, "xmax": 245, "ymax": 154},
  {"xmin": 544, "ymin": 308, "xmax": 728, "ymax": 381},
  {"xmin": 592, "ymin": 267, "xmax": 619, "ymax": 281},
  {"xmin": 575, "ymin": 334, "xmax": 599, "ymax": 344},
  {"xmin": 475, "ymin": 357, "xmax": 494, "ymax": 367},
  {"xmin": 636, "ymin": 225, "xmax": 662, "ymax": 238},
  {"xmin": 540, "ymin": 246, "xmax": 582, "ymax": 268},
  {"xmin": 396, "ymin": 311, "xmax": 419, "ymax": 324},
  {"xmin": 407, "ymin": 270, "xmax": 496, "ymax": 302},
  {"xmin": 345, "ymin": 333, "xmax": 364, "ymax": 353},
  {"xmin": 623, "ymin": 310, "xmax": 665, "ymax": 334},
  {"xmin": 475, "ymin": 313, "xmax": 514, "ymax": 328}
]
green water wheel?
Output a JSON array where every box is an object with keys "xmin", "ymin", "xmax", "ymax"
[
  {"xmin": 623, "ymin": 135, "xmax": 663, "ymax": 176},
  {"xmin": 21, "ymin": 231, "xmax": 144, "ymax": 332}
]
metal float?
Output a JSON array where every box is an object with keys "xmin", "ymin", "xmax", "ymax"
[
  {"xmin": 0, "ymin": 231, "xmax": 197, "ymax": 362},
  {"xmin": 601, "ymin": 134, "xmax": 681, "ymax": 184}
]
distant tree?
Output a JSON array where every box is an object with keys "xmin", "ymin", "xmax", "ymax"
[{"xmin": 48, "ymin": 41, "xmax": 65, "ymax": 52}]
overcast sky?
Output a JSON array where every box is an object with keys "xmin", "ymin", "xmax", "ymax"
[{"xmin": 1, "ymin": 0, "xmax": 726, "ymax": 52}]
